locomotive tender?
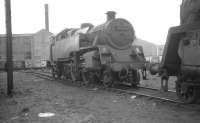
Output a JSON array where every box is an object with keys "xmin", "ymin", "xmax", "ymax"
[{"xmin": 50, "ymin": 11, "xmax": 145, "ymax": 87}]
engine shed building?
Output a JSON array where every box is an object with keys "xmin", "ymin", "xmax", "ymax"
[
  {"xmin": 133, "ymin": 38, "xmax": 164, "ymax": 63},
  {"xmin": 0, "ymin": 29, "xmax": 53, "ymax": 69}
]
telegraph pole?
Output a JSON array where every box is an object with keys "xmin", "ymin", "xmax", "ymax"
[
  {"xmin": 45, "ymin": 4, "xmax": 49, "ymax": 31},
  {"xmin": 5, "ymin": 0, "xmax": 13, "ymax": 95}
]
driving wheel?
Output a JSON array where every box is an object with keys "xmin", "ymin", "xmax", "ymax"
[
  {"xmin": 176, "ymin": 81, "xmax": 199, "ymax": 103},
  {"xmin": 102, "ymin": 69, "xmax": 113, "ymax": 88}
]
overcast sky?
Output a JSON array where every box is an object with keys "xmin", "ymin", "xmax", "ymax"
[{"xmin": 0, "ymin": 0, "xmax": 182, "ymax": 45}]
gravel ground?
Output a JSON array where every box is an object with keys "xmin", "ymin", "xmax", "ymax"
[{"xmin": 0, "ymin": 71, "xmax": 200, "ymax": 123}]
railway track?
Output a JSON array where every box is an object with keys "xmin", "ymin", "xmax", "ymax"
[
  {"xmin": 108, "ymin": 86, "xmax": 180, "ymax": 103},
  {"xmin": 25, "ymin": 70, "xmax": 200, "ymax": 111},
  {"xmin": 24, "ymin": 70, "xmax": 183, "ymax": 104},
  {"xmin": 25, "ymin": 70, "xmax": 54, "ymax": 81}
]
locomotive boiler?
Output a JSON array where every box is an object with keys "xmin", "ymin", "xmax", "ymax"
[
  {"xmin": 150, "ymin": 0, "xmax": 200, "ymax": 103},
  {"xmin": 50, "ymin": 11, "xmax": 145, "ymax": 87}
]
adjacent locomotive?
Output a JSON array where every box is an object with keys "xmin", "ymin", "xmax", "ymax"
[
  {"xmin": 50, "ymin": 11, "xmax": 145, "ymax": 87},
  {"xmin": 151, "ymin": 0, "xmax": 200, "ymax": 103}
]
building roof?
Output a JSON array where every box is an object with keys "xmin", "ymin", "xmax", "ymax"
[
  {"xmin": 133, "ymin": 38, "xmax": 159, "ymax": 57},
  {"xmin": 0, "ymin": 33, "xmax": 34, "ymax": 37},
  {"xmin": 0, "ymin": 29, "xmax": 53, "ymax": 38}
]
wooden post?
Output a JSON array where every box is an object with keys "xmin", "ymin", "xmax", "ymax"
[{"xmin": 5, "ymin": 0, "xmax": 13, "ymax": 95}]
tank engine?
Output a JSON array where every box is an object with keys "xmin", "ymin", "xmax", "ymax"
[
  {"xmin": 50, "ymin": 11, "xmax": 145, "ymax": 87},
  {"xmin": 150, "ymin": 0, "xmax": 200, "ymax": 103}
]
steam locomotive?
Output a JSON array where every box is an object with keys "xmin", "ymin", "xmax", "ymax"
[
  {"xmin": 50, "ymin": 11, "xmax": 145, "ymax": 87},
  {"xmin": 150, "ymin": 0, "xmax": 200, "ymax": 103}
]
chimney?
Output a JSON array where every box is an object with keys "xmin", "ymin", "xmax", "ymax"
[
  {"xmin": 45, "ymin": 4, "xmax": 49, "ymax": 31},
  {"xmin": 106, "ymin": 11, "xmax": 116, "ymax": 21}
]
